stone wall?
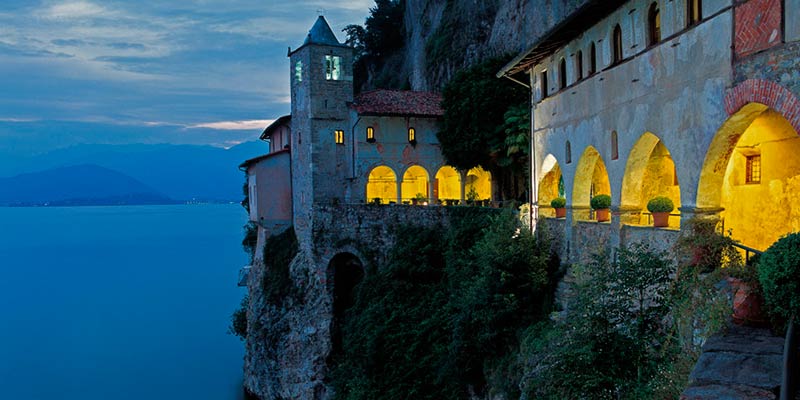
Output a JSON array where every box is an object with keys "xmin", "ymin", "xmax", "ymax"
[
  {"xmin": 620, "ymin": 224, "xmax": 681, "ymax": 256},
  {"xmin": 570, "ymin": 221, "xmax": 612, "ymax": 264}
]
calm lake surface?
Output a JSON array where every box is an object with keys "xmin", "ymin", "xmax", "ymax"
[{"xmin": 0, "ymin": 205, "xmax": 248, "ymax": 399}]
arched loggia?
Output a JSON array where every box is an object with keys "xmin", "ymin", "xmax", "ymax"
[
  {"xmin": 621, "ymin": 132, "xmax": 681, "ymax": 227},
  {"xmin": 572, "ymin": 146, "xmax": 611, "ymax": 221}
]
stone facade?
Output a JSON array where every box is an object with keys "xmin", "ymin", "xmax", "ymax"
[{"xmin": 499, "ymin": 0, "xmax": 800, "ymax": 261}]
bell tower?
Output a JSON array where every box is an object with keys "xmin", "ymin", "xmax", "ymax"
[{"xmin": 288, "ymin": 16, "xmax": 354, "ymax": 240}]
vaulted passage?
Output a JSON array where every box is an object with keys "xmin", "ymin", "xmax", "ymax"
[
  {"xmin": 328, "ymin": 253, "xmax": 365, "ymax": 358},
  {"xmin": 366, "ymin": 165, "xmax": 397, "ymax": 204},
  {"xmin": 621, "ymin": 132, "xmax": 681, "ymax": 227},
  {"xmin": 434, "ymin": 166, "xmax": 461, "ymax": 202},
  {"xmin": 465, "ymin": 167, "xmax": 492, "ymax": 202},
  {"xmin": 538, "ymin": 154, "xmax": 564, "ymax": 217},
  {"xmin": 698, "ymin": 103, "xmax": 800, "ymax": 250},
  {"xmin": 572, "ymin": 146, "xmax": 610, "ymax": 221},
  {"xmin": 401, "ymin": 165, "xmax": 429, "ymax": 203}
]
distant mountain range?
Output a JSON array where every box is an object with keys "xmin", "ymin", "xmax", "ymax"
[{"xmin": 0, "ymin": 141, "xmax": 267, "ymax": 206}]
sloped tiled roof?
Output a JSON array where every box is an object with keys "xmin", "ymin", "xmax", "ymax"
[
  {"xmin": 260, "ymin": 115, "xmax": 291, "ymax": 141},
  {"xmin": 350, "ymin": 90, "xmax": 444, "ymax": 118}
]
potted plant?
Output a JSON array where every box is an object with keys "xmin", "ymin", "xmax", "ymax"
[
  {"xmin": 758, "ymin": 233, "xmax": 800, "ymax": 327},
  {"xmin": 647, "ymin": 196, "xmax": 674, "ymax": 227},
  {"xmin": 370, "ymin": 197, "xmax": 382, "ymax": 205},
  {"xmin": 590, "ymin": 194, "xmax": 611, "ymax": 222},
  {"xmin": 412, "ymin": 193, "xmax": 427, "ymax": 205},
  {"xmin": 466, "ymin": 187, "xmax": 479, "ymax": 206},
  {"xmin": 550, "ymin": 197, "xmax": 567, "ymax": 218},
  {"xmin": 726, "ymin": 259, "xmax": 766, "ymax": 326}
]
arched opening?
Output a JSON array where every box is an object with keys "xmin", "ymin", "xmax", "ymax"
[
  {"xmin": 697, "ymin": 103, "xmax": 800, "ymax": 250},
  {"xmin": 465, "ymin": 167, "xmax": 492, "ymax": 202},
  {"xmin": 621, "ymin": 132, "xmax": 681, "ymax": 227},
  {"xmin": 328, "ymin": 253, "xmax": 365, "ymax": 359},
  {"xmin": 648, "ymin": 2, "xmax": 661, "ymax": 46},
  {"xmin": 589, "ymin": 42, "xmax": 597, "ymax": 74},
  {"xmin": 434, "ymin": 166, "xmax": 461, "ymax": 203},
  {"xmin": 366, "ymin": 165, "xmax": 397, "ymax": 204},
  {"xmin": 612, "ymin": 24, "xmax": 623, "ymax": 64},
  {"xmin": 559, "ymin": 58, "xmax": 567, "ymax": 89},
  {"xmin": 687, "ymin": 0, "xmax": 702, "ymax": 26},
  {"xmin": 401, "ymin": 165, "xmax": 430, "ymax": 203},
  {"xmin": 572, "ymin": 146, "xmax": 611, "ymax": 221},
  {"xmin": 575, "ymin": 50, "xmax": 583, "ymax": 80},
  {"xmin": 538, "ymin": 155, "xmax": 564, "ymax": 217}
]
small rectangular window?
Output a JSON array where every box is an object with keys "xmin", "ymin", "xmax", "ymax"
[
  {"xmin": 334, "ymin": 130, "xmax": 345, "ymax": 145},
  {"xmin": 745, "ymin": 155, "xmax": 761, "ymax": 184},
  {"xmin": 540, "ymin": 71, "xmax": 548, "ymax": 100},
  {"xmin": 366, "ymin": 126, "xmax": 375, "ymax": 142},
  {"xmin": 325, "ymin": 55, "xmax": 341, "ymax": 80},
  {"xmin": 408, "ymin": 127, "xmax": 416, "ymax": 144}
]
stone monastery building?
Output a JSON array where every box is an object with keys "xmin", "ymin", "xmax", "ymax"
[
  {"xmin": 498, "ymin": 0, "xmax": 800, "ymax": 260},
  {"xmin": 241, "ymin": 16, "xmax": 492, "ymax": 240}
]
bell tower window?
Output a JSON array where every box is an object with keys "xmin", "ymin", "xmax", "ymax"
[
  {"xmin": 334, "ymin": 130, "xmax": 345, "ymax": 145},
  {"xmin": 366, "ymin": 126, "xmax": 375, "ymax": 143},
  {"xmin": 325, "ymin": 55, "xmax": 342, "ymax": 80},
  {"xmin": 295, "ymin": 60, "xmax": 303, "ymax": 82},
  {"xmin": 408, "ymin": 127, "xmax": 416, "ymax": 144}
]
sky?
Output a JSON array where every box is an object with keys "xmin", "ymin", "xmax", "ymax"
[{"xmin": 0, "ymin": 0, "xmax": 371, "ymax": 155}]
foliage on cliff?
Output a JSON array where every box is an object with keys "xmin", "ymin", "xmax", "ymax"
[
  {"xmin": 344, "ymin": 0, "xmax": 407, "ymax": 91},
  {"xmin": 438, "ymin": 57, "xmax": 530, "ymax": 201},
  {"xmin": 262, "ymin": 226, "xmax": 300, "ymax": 307},
  {"xmin": 329, "ymin": 209, "xmax": 558, "ymax": 399}
]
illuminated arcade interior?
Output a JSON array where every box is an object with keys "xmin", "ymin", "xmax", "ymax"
[
  {"xmin": 435, "ymin": 166, "xmax": 461, "ymax": 201},
  {"xmin": 401, "ymin": 165, "xmax": 429, "ymax": 201},
  {"xmin": 572, "ymin": 146, "xmax": 610, "ymax": 221},
  {"xmin": 366, "ymin": 165, "xmax": 492, "ymax": 204},
  {"xmin": 366, "ymin": 166, "xmax": 397, "ymax": 203},
  {"xmin": 712, "ymin": 107, "xmax": 800, "ymax": 250},
  {"xmin": 621, "ymin": 132, "xmax": 681, "ymax": 228},
  {"xmin": 538, "ymin": 155, "xmax": 563, "ymax": 217}
]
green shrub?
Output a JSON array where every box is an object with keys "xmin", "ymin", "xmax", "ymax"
[
  {"xmin": 550, "ymin": 197, "xmax": 566, "ymax": 208},
  {"xmin": 676, "ymin": 218, "xmax": 742, "ymax": 273},
  {"xmin": 647, "ymin": 196, "xmax": 674, "ymax": 213},
  {"xmin": 590, "ymin": 194, "xmax": 611, "ymax": 210},
  {"xmin": 262, "ymin": 226, "xmax": 300, "ymax": 306},
  {"xmin": 242, "ymin": 221, "xmax": 258, "ymax": 262},
  {"xmin": 758, "ymin": 233, "xmax": 800, "ymax": 320}
]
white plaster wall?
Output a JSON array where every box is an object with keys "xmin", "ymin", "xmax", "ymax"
[{"xmin": 531, "ymin": 4, "xmax": 734, "ymax": 212}]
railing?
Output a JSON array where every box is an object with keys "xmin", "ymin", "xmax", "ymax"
[
  {"xmin": 366, "ymin": 198, "xmax": 519, "ymax": 208},
  {"xmin": 731, "ymin": 242, "xmax": 763, "ymax": 265}
]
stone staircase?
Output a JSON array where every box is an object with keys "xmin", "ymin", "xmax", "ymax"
[{"xmin": 682, "ymin": 322, "xmax": 786, "ymax": 400}]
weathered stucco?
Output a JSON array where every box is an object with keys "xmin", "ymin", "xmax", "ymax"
[{"xmin": 246, "ymin": 150, "xmax": 292, "ymax": 232}]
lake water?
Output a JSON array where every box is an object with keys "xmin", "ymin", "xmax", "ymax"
[{"xmin": 0, "ymin": 205, "xmax": 249, "ymax": 399}]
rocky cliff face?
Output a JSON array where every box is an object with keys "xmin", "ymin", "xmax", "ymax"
[{"xmin": 388, "ymin": 0, "xmax": 590, "ymax": 91}]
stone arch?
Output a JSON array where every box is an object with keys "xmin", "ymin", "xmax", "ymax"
[
  {"xmin": 538, "ymin": 154, "xmax": 563, "ymax": 217},
  {"xmin": 366, "ymin": 165, "xmax": 398, "ymax": 204},
  {"xmin": 621, "ymin": 132, "xmax": 681, "ymax": 227},
  {"xmin": 724, "ymin": 80, "xmax": 800, "ymax": 133},
  {"xmin": 401, "ymin": 165, "xmax": 430, "ymax": 203},
  {"xmin": 572, "ymin": 146, "xmax": 611, "ymax": 221},
  {"xmin": 697, "ymin": 102, "xmax": 800, "ymax": 250},
  {"xmin": 465, "ymin": 167, "xmax": 492, "ymax": 202},
  {"xmin": 433, "ymin": 165, "xmax": 461, "ymax": 202},
  {"xmin": 327, "ymin": 252, "xmax": 365, "ymax": 358}
]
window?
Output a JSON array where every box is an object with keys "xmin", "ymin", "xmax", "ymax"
[
  {"xmin": 576, "ymin": 50, "xmax": 583, "ymax": 80},
  {"xmin": 325, "ymin": 55, "xmax": 342, "ymax": 80},
  {"xmin": 613, "ymin": 25, "xmax": 623, "ymax": 64},
  {"xmin": 687, "ymin": 0, "xmax": 702, "ymax": 26},
  {"xmin": 745, "ymin": 155, "xmax": 761, "ymax": 184},
  {"xmin": 334, "ymin": 129, "xmax": 344, "ymax": 144},
  {"xmin": 366, "ymin": 126, "xmax": 375, "ymax": 142},
  {"xmin": 540, "ymin": 70, "xmax": 548, "ymax": 99},
  {"xmin": 295, "ymin": 61, "xmax": 303, "ymax": 82},
  {"xmin": 611, "ymin": 131, "xmax": 619, "ymax": 160},
  {"xmin": 559, "ymin": 58, "xmax": 567, "ymax": 89},
  {"xmin": 648, "ymin": 3, "xmax": 661, "ymax": 46},
  {"xmin": 408, "ymin": 127, "xmax": 416, "ymax": 144},
  {"xmin": 566, "ymin": 141, "xmax": 572, "ymax": 164},
  {"xmin": 589, "ymin": 42, "xmax": 597, "ymax": 74}
]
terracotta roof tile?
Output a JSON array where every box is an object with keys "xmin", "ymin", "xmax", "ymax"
[{"xmin": 351, "ymin": 90, "xmax": 443, "ymax": 117}]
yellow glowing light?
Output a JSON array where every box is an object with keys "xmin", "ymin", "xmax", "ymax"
[
  {"xmin": 366, "ymin": 166, "xmax": 397, "ymax": 203},
  {"xmin": 401, "ymin": 165, "xmax": 429, "ymax": 202},
  {"xmin": 466, "ymin": 167, "xmax": 492, "ymax": 201},
  {"xmin": 435, "ymin": 166, "xmax": 461, "ymax": 201}
]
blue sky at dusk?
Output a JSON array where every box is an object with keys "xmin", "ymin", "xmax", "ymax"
[{"xmin": 0, "ymin": 1, "xmax": 370, "ymax": 155}]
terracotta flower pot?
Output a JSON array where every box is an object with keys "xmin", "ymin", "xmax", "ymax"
[
  {"xmin": 595, "ymin": 208, "xmax": 610, "ymax": 222},
  {"xmin": 555, "ymin": 207, "xmax": 566, "ymax": 218},
  {"xmin": 728, "ymin": 277, "xmax": 767, "ymax": 326},
  {"xmin": 652, "ymin": 212, "xmax": 670, "ymax": 227}
]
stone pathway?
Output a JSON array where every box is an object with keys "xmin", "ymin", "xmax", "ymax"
[{"xmin": 682, "ymin": 322, "xmax": 785, "ymax": 400}]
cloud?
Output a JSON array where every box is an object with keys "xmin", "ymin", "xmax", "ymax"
[
  {"xmin": 41, "ymin": 1, "xmax": 110, "ymax": 20},
  {"xmin": 188, "ymin": 120, "xmax": 274, "ymax": 131}
]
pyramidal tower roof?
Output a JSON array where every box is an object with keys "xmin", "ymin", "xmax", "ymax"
[{"xmin": 303, "ymin": 16, "xmax": 342, "ymax": 46}]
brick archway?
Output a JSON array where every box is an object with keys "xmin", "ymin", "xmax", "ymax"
[{"xmin": 724, "ymin": 79, "xmax": 800, "ymax": 134}]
